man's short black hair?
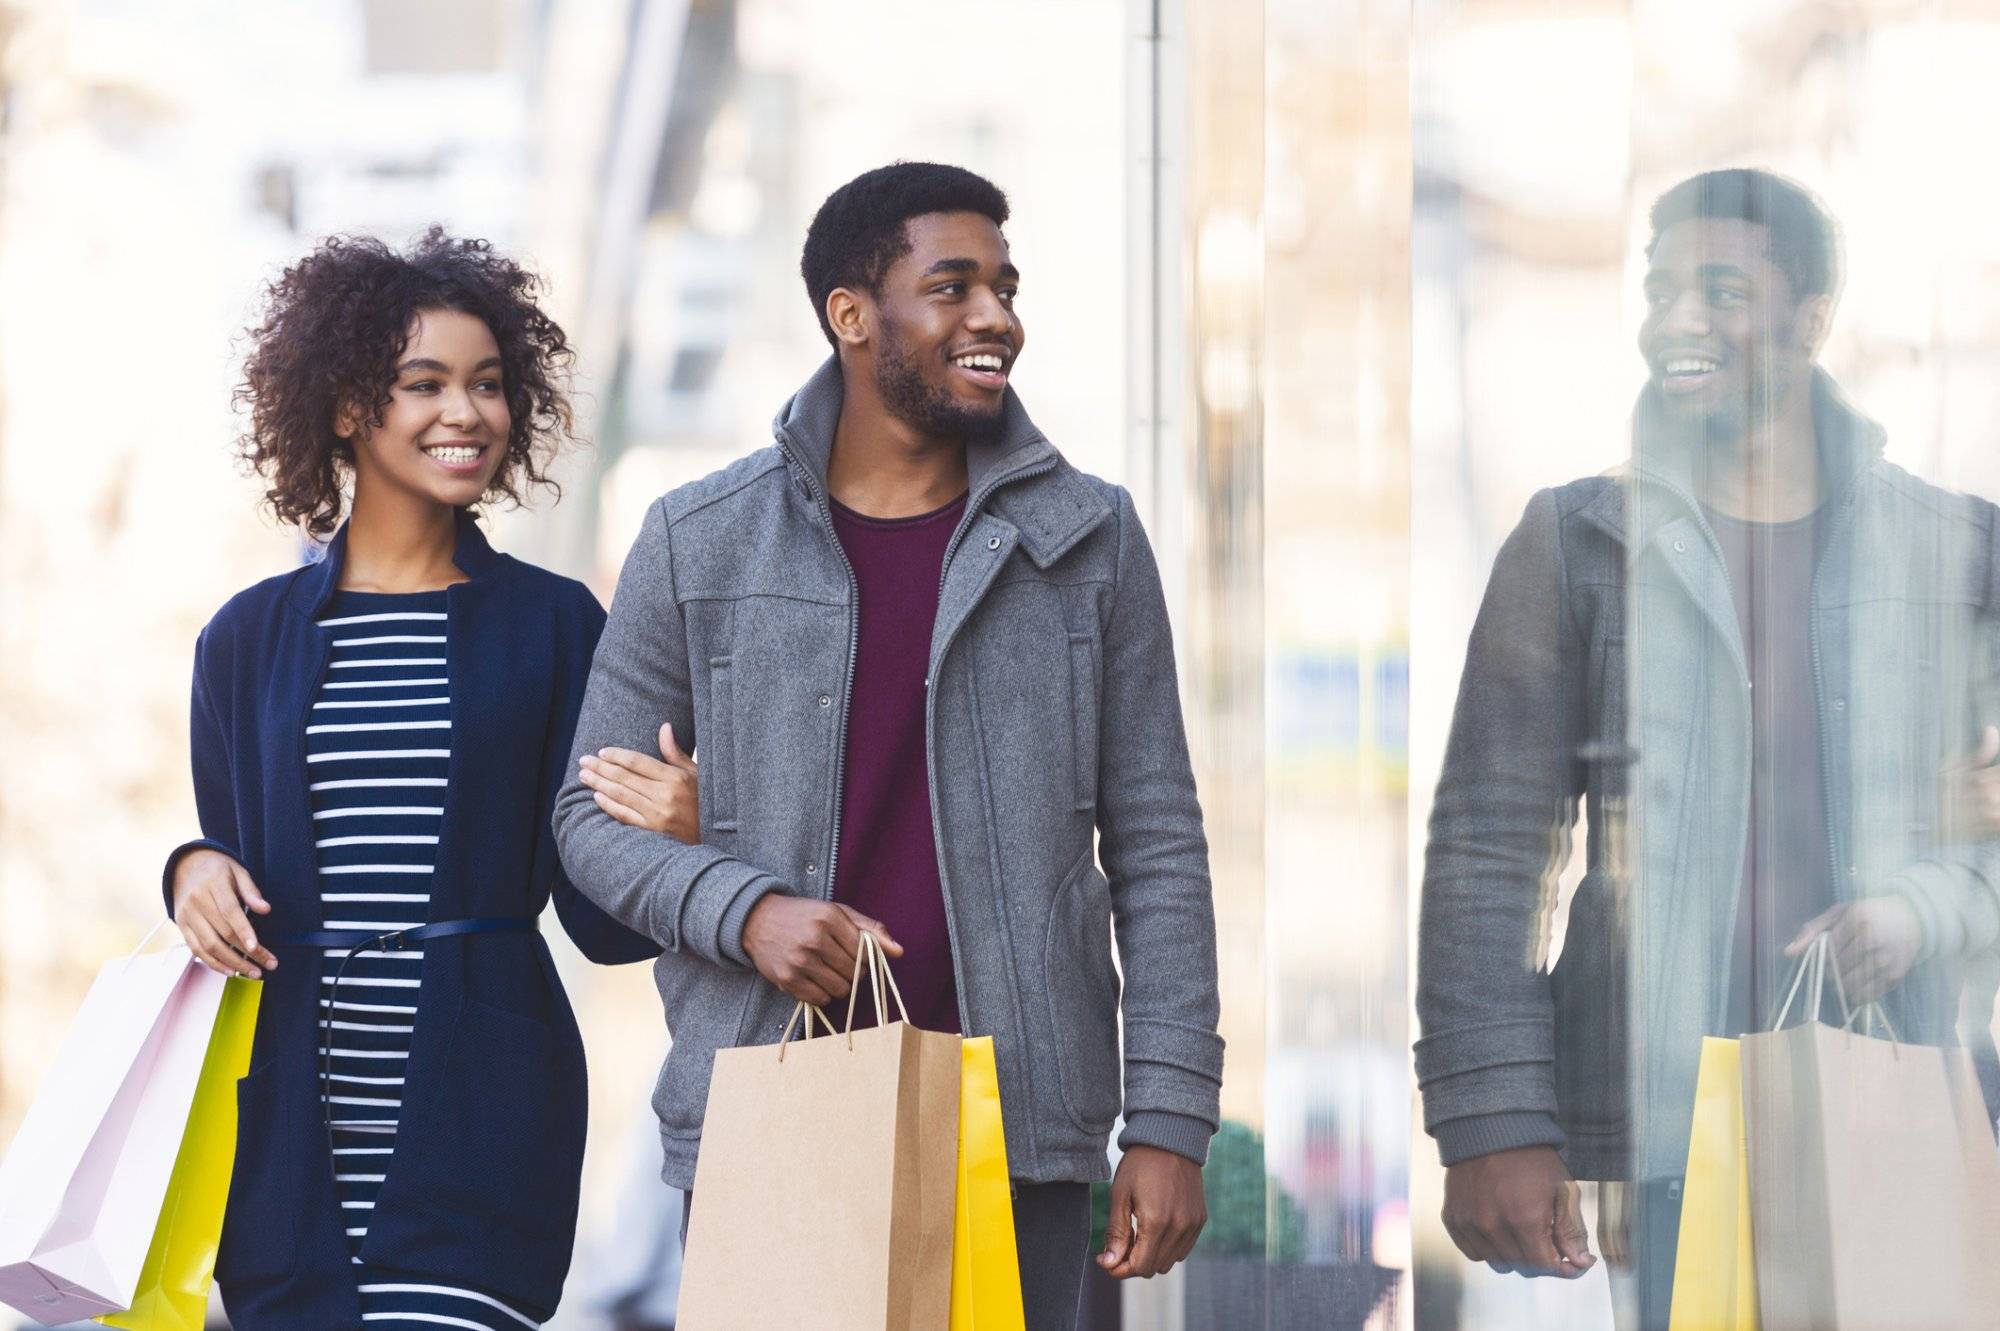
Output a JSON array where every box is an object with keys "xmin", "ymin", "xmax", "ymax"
[
  {"xmin": 1647, "ymin": 168, "xmax": 1842, "ymax": 304},
  {"xmin": 801, "ymin": 162, "xmax": 1010, "ymax": 348}
]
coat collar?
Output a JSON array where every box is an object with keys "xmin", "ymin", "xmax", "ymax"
[
  {"xmin": 1584, "ymin": 368, "xmax": 1887, "ymax": 549},
  {"xmin": 771, "ymin": 355, "xmax": 1112, "ymax": 569},
  {"xmin": 284, "ymin": 508, "xmax": 504, "ymax": 619}
]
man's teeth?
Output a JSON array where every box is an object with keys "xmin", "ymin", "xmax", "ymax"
[
  {"xmin": 426, "ymin": 446, "xmax": 482, "ymax": 464},
  {"xmin": 953, "ymin": 353, "xmax": 1005, "ymax": 372},
  {"xmin": 1665, "ymin": 357, "xmax": 1719, "ymax": 376}
]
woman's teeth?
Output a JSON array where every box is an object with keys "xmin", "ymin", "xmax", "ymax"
[
  {"xmin": 426, "ymin": 445, "xmax": 483, "ymax": 464},
  {"xmin": 1665, "ymin": 357, "xmax": 1719, "ymax": 377}
]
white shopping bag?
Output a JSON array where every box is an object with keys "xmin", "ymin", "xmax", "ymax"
[{"xmin": 0, "ymin": 943, "xmax": 227, "ymax": 1325}]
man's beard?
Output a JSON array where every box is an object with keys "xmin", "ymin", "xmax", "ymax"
[{"xmin": 876, "ymin": 327, "xmax": 1006, "ymax": 445}]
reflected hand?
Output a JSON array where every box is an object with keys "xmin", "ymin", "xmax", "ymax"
[
  {"xmin": 580, "ymin": 723, "xmax": 700, "ymax": 843},
  {"xmin": 1097, "ymin": 1145, "xmax": 1207, "ymax": 1278},
  {"xmin": 1442, "ymin": 1145, "xmax": 1595, "ymax": 1278},
  {"xmin": 1786, "ymin": 898, "xmax": 1924, "ymax": 1005},
  {"xmin": 170, "ymin": 848, "xmax": 278, "ymax": 978},
  {"xmin": 1942, "ymin": 724, "xmax": 2000, "ymax": 840},
  {"xmin": 740, "ymin": 896, "xmax": 902, "ymax": 1006}
]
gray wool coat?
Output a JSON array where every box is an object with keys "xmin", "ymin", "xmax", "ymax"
[{"xmin": 554, "ymin": 357, "xmax": 1225, "ymax": 1188}]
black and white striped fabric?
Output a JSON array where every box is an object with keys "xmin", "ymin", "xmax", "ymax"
[{"xmin": 309, "ymin": 590, "xmax": 541, "ymax": 1330}]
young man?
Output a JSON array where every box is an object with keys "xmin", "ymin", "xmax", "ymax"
[
  {"xmin": 555, "ymin": 162, "xmax": 1223, "ymax": 1324},
  {"xmin": 1416, "ymin": 169, "xmax": 2000, "ymax": 1326}
]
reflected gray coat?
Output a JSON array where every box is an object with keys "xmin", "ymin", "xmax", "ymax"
[
  {"xmin": 554, "ymin": 357, "xmax": 1224, "ymax": 1188},
  {"xmin": 1417, "ymin": 371, "xmax": 2000, "ymax": 1180}
]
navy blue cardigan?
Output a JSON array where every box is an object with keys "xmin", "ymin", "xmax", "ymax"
[{"xmin": 163, "ymin": 513, "xmax": 657, "ymax": 1327}]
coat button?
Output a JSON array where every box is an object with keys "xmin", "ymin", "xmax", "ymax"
[
  {"xmin": 987, "ymin": 536, "xmax": 1002, "ymax": 550},
  {"xmin": 806, "ymin": 862, "xmax": 818, "ymax": 875},
  {"xmin": 817, "ymin": 694, "xmax": 831, "ymax": 708},
  {"xmin": 1673, "ymin": 539, "xmax": 1686, "ymax": 553}
]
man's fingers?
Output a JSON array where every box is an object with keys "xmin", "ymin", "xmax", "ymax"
[
  {"xmin": 1125, "ymin": 1210, "xmax": 1165, "ymax": 1277},
  {"xmin": 660, "ymin": 723, "xmax": 698, "ymax": 772},
  {"xmin": 1551, "ymin": 1181, "xmax": 1595, "ymax": 1275},
  {"xmin": 835, "ymin": 904, "xmax": 903, "ymax": 957},
  {"xmin": 1097, "ymin": 1180, "xmax": 1135, "ymax": 1272},
  {"xmin": 1786, "ymin": 903, "xmax": 1847, "ymax": 956}
]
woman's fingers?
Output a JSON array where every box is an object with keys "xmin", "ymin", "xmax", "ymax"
[
  {"xmin": 592, "ymin": 789, "xmax": 655, "ymax": 830},
  {"xmin": 212, "ymin": 877, "xmax": 276, "ymax": 970},
  {"xmin": 594, "ymin": 747, "xmax": 673, "ymax": 781}
]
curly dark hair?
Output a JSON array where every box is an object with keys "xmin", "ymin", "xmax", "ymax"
[
  {"xmin": 800, "ymin": 162, "xmax": 1010, "ymax": 349},
  {"xmin": 235, "ymin": 227, "xmax": 575, "ymax": 536}
]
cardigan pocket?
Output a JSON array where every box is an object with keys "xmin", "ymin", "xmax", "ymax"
[
  {"xmin": 415, "ymin": 999, "xmax": 581, "ymax": 1251},
  {"xmin": 214, "ymin": 1060, "xmax": 299, "ymax": 1285}
]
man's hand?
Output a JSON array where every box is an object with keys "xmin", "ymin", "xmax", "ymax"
[
  {"xmin": 1441, "ymin": 1145, "xmax": 1594, "ymax": 1277},
  {"xmin": 171, "ymin": 849, "xmax": 278, "ymax": 979},
  {"xmin": 1097, "ymin": 1145, "xmax": 1206, "ymax": 1279},
  {"xmin": 740, "ymin": 896, "xmax": 901, "ymax": 1006},
  {"xmin": 1786, "ymin": 897, "xmax": 1924, "ymax": 1006},
  {"xmin": 579, "ymin": 722, "xmax": 700, "ymax": 843}
]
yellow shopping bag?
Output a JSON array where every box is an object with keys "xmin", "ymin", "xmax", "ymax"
[
  {"xmin": 1668, "ymin": 1037, "xmax": 1757, "ymax": 1331},
  {"xmin": 98, "ymin": 977, "xmax": 261, "ymax": 1331},
  {"xmin": 950, "ymin": 1036, "xmax": 1025, "ymax": 1331}
]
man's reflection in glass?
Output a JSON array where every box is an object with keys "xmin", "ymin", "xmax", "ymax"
[{"xmin": 1415, "ymin": 168, "xmax": 2000, "ymax": 1328}]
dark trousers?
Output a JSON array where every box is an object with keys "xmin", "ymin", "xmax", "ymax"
[
  {"xmin": 678, "ymin": 1180, "xmax": 1091, "ymax": 1330},
  {"xmin": 1613, "ymin": 1176, "xmax": 1684, "ymax": 1331}
]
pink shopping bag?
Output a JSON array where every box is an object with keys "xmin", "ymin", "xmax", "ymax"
[{"xmin": 0, "ymin": 944, "xmax": 228, "ymax": 1325}]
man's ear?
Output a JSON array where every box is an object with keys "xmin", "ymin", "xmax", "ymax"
[
  {"xmin": 826, "ymin": 287, "xmax": 870, "ymax": 349},
  {"xmin": 1796, "ymin": 294, "xmax": 1834, "ymax": 358}
]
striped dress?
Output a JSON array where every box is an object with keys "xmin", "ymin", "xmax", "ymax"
[{"xmin": 308, "ymin": 590, "xmax": 542, "ymax": 1331}]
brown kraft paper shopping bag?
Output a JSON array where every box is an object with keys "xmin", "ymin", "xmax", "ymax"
[
  {"xmin": 1741, "ymin": 935, "xmax": 2000, "ymax": 1331},
  {"xmin": 677, "ymin": 933, "xmax": 962, "ymax": 1331}
]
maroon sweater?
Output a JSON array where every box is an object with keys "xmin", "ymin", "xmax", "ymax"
[{"xmin": 828, "ymin": 492, "xmax": 967, "ymax": 1033}]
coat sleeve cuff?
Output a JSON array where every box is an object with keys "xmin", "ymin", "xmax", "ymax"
[
  {"xmin": 1118, "ymin": 1111, "xmax": 1215, "ymax": 1167},
  {"xmin": 1431, "ymin": 1111, "xmax": 1566, "ymax": 1167},
  {"xmin": 715, "ymin": 878, "xmax": 773, "ymax": 968},
  {"xmin": 161, "ymin": 838, "xmax": 237, "ymax": 918}
]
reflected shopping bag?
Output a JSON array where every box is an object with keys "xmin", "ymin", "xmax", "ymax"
[
  {"xmin": 1742, "ymin": 936, "xmax": 2000, "ymax": 1331},
  {"xmin": 1667, "ymin": 1037, "xmax": 1757, "ymax": 1331},
  {"xmin": 98, "ymin": 976, "xmax": 262, "ymax": 1331},
  {"xmin": 0, "ymin": 940, "xmax": 228, "ymax": 1326},
  {"xmin": 678, "ymin": 934, "xmax": 961, "ymax": 1331},
  {"xmin": 950, "ymin": 1036, "xmax": 1025, "ymax": 1331}
]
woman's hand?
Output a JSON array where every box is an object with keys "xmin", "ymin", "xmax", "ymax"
[
  {"xmin": 1943, "ymin": 725, "xmax": 2000, "ymax": 840},
  {"xmin": 171, "ymin": 849, "xmax": 278, "ymax": 978},
  {"xmin": 579, "ymin": 722, "xmax": 700, "ymax": 844}
]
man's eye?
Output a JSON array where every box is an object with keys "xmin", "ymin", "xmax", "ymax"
[
  {"xmin": 1710, "ymin": 286, "xmax": 1746, "ymax": 305},
  {"xmin": 999, "ymin": 289, "xmax": 1019, "ymax": 305},
  {"xmin": 936, "ymin": 283, "xmax": 964, "ymax": 297},
  {"xmin": 1644, "ymin": 289, "xmax": 1671, "ymax": 308}
]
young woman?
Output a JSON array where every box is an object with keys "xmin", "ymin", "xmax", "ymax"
[{"xmin": 163, "ymin": 230, "xmax": 690, "ymax": 1330}]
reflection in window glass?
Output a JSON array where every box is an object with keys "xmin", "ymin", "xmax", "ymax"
[{"xmin": 1414, "ymin": 3, "xmax": 2000, "ymax": 1328}]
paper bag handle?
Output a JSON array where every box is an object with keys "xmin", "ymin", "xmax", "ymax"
[
  {"xmin": 774, "ymin": 930, "xmax": 911, "ymax": 1060},
  {"xmin": 843, "ymin": 930, "xmax": 909, "ymax": 1034},
  {"xmin": 1770, "ymin": 932, "xmax": 1904, "ymax": 1046}
]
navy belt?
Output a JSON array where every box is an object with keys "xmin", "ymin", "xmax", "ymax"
[
  {"xmin": 271, "ymin": 917, "xmax": 536, "ymax": 1165},
  {"xmin": 270, "ymin": 917, "xmax": 536, "ymax": 951}
]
